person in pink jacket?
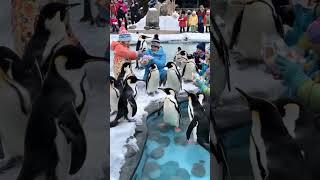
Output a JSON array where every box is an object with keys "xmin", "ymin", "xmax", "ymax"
[{"xmin": 111, "ymin": 28, "xmax": 139, "ymax": 78}]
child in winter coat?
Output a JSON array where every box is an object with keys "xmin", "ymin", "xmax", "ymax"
[
  {"xmin": 178, "ymin": 11, "xmax": 188, "ymax": 33},
  {"xmin": 204, "ymin": 10, "xmax": 210, "ymax": 33},
  {"xmin": 143, "ymin": 34, "xmax": 167, "ymax": 83},
  {"xmin": 187, "ymin": 10, "xmax": 191, "ymax": 32},
  {"xmin": 189, "ymin": 11, "xmax": 198, "ymax": 33},
  {"xmin": 111, "ymin": 28, "xmax": 139, "ymax": 78},
  {"xmin": 197, "ymin": 5, "xmax": 206, "ymax": 33},
  {"xmin": 193, "ymin": 42, "xmax": 206, "ymax": 69},
  {"xmin": 275, "ymin": 17, "xmax": 320, "ymax": 113},
  {"xmin": 110, "ymin": 15, "xmax": 119, "ymax": 33}
]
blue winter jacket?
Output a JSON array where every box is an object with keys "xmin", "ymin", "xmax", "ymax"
[
  {"xmin": 285, "ymin": 4, "xmax": 314, "ymax": 46},
  {"xmin": 143, "ymin": 47, "xmax": 167, "ymax": 81}
]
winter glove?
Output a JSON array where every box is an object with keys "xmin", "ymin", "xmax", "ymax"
[{"xmin": 275, "ymin": 54, "xmax": 310, "ymax": 95}]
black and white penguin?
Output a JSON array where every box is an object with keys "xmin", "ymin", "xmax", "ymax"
[
  {"xmin": 196, "ymin": 92, "xmax": 205, "ymax": 106},
  {"xmin": 173, "ymin": 47, "xmax": 188, "ymax": 70},
  {"xmin": 185, "ymin": 90, "xmax": 210, "ymax": 149},
  {"xmin": 274, "ymin": 99, "xmax": 320, "ymax": 180},
  {"xmin": 158, "ymin": 88, "xmax": 181, "ymax": 132},
  {"xmin": 229, "ymin": 0, "xmax": 284, "ymax": 63},
  {"xmin": 0, "ymin": 47, "xmax": 32, "ymax": 171},
  {"xmin": 110, "ymin": 75, "xmax": 143, "ymax": 128},
  {"xmin": 146, "ymin": 63, "xmax": 160, "ymax": 95},
  {"xmin": 116, "ymin": 62, "xmax": 134, "ymax": 90},
  {"xmin": 236, "ymin": 88, "xmax": 306, "ymax": 180},
  {"xmin": 182, "ymin": 54, "xmax": 198, "ymax": 82},
  {"xmin": 163, "ymin": 62, "xmax": 182, "ymax": 93},
  {"xmin": 17, "ymin": 45, "xmax": 106, "ymax": 180},
  {"xmin": 135, "ymin": 35, "xmax": 151, "ymax": 69},
  {"xmin": 110, "ymin": 76, "xmax": 120, "ymax": 115}
]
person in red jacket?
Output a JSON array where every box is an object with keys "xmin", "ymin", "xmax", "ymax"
[{"xmin": 178, "ymin": 11, "xmax": 188, "ymax": 33}]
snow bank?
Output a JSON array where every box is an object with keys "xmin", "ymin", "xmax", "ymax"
[
  {"xmin": 110, "ymin": 33, "xmax": 210, "ymax": 45},
  {"xmin": 109, "ymin": 67, "xmax": 198, "ymax": 180},
  {"xmin": 129, "ymin": 15, "xmax": 179, "ymax": 31}
]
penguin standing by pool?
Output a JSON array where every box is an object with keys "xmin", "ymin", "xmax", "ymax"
[
  {"xmin": 174, "ymin": 49, "xmax": 188, "ymax": 70},
  {"xmin": 236, "ymin": 88, "xmax": 306, "ymax": 180},
  {"xmin": 17, "ymin": 45, "xmax": 106, "ymax": 180},
  {"xmin": 274, "ymin": 99, "xmax": 320, "ymax": 180},
  {"xmin": 158, "ymin": 88, "xmax": 181, "ymax": 132},
  {"xmin": 182, "ymin": 54, "xmax": 198, "ymax": 82},
  {"xmin": 110, "ymin": 75, "xmax": 143, "ymax": 127},
  {"xmin": 116, "ymin": 62, "xmax": 134, "ymax": 91},
  {"xmin": 146, "ymin": 63, "xmax": 160, "ymax": 95},
  {"xmin": 110, "ymin": 76, "xmax": 120, "ymax": 115},
  {"xmin": 163, "ymin": 62, "xmax": 182, "ymax": 93},
  {"xmin": 135, "ymin": 35, "xmax": 151, "ymax": 69},
  {"xmin": 229, "ymin": 0, "xmax": 284, "ymax": 64}
]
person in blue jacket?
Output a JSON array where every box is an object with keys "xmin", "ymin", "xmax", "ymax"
[{"xmin": 143, "ymin": 34, "xmax": 167, "ymax": 83}]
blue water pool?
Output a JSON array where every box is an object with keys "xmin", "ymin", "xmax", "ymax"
[{"xmin": 133, "ymin": 102, "xmax": 210, "ymax": 180}]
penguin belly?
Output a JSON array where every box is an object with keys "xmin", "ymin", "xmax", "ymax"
[
  {"xmin": 0, "ymin": 77, "xmax": 30, "ymax": 157},
  {"xmin": 163, "ymin": 99, "xmax": 179, "ymax": 128},
  {"xmin": 187, "ymin": 105, "xmax": 197, "ymax": 142},
  {"xmin": 183, "ymin": 63, "xmax": 197, "ymax": 81},
  {"xmin": 110, "ymin": 87, "xmax": 119, "ymax": 113},
  {"xmin": 167, "ymin": 70, "xmax": 181, "ymax": 93},
  {"xmin": 55, "ymin": 121, "xmax": 72, "ymax": 180},
  {"xmin": 237, "ymin": 1, "xmax": 279, "ymax": 61},
  {"xmin": 126, "ymin": 99, "xmax": 136, "ymax": 119},
  {"xmin": 147, "ymin": 70, "xmax": 160, "ymax": 93}
]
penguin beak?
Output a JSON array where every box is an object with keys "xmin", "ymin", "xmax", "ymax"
[
  {"xmin": 66, "ymin": 3, "xmax": 80, "ymax": 10},
  {"xmin": 235, "ymin": 87, "xmax": 254, "ymax": 106}
]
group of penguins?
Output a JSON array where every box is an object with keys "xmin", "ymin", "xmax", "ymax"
[{"xmin": 0, "ymin": 2, "xmax": 108, "ymax": 179}]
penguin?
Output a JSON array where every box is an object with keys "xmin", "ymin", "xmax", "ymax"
[
  {"xmin": 158, "ymin": 88, "xmax": 181, "ymax": 132},
  {"xmin": 185, "ymin": 90, "xmax": 209, "ymax": 146},
  {"xmin": 229, "ymin": 0, "xmax": 284, "ymax": 63},
  {"xmin": 211, "ymin": 13, "xmax": 231, "ymax": 106},
  {"xmin": 182, "ymin": 54, "xmax": 198, "ymax": 82},
  {"xmin": 17, "ymin": 44, "xmax": 106, "ymax": 180},
  {"xmin": 0, "ymin": 47, "xmax": 32, "ymax": 171},
  {"xmin": 110, "ymin": 76, "xmax": 120, "ymax": 115},
  {"xmin": 116, "ymin": 62, "xmax": 134, "ymax": 91},
  {"xmin": 163, "ymin": 62, "xmax": 182, "ymax": 93},
  {"xmin": 273, "ymin": 98, "xmax": 320, "ymax": 180},
  {"xmin": 110, "ymin": 75, "xmax": 143, "ymax": 128},
  {"xmin": 135, "ymin": 35, "xmax": 151, "ymax": 69},
  {"xmin": 235, "ymin": 87, "xmax": 306, "ymax": 180},
  {"xmin": 196, "ymin": 92, "xmax": 205, "ymax": 106},
  {"xmin": 146, "ymin": 63, "xmax": 160, "ymax": 95}
]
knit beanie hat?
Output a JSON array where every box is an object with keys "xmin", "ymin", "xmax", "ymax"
[
  {"xmin": 306, "ymin": 17, "xmax": 320, "ymax": 44},
  {"xmin": 197, "ymin": 42, "xmax": 206, "ymax": 52},
  {"xmin": 151, "ymin": 34, "xmax": 160, "ymax": 48},
  {"xmin": 118, "ymin": 28, "xmax": 132, "ymax": 42}
]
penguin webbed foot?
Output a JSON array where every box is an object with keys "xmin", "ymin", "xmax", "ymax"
[{"xmin": 0, "ymin": 156, "xmax": 22, "ymax": 173}]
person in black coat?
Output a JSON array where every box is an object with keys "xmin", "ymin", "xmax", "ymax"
[
  {"xmin": 130, "ymin": 0, "xmax": 140, "ymax": 24},
  {"xmin": 117, "ymin": 8, "xmax": 127, "ymax": 29}
]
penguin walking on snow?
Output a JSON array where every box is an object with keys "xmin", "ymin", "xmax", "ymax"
[
  {"xmin": 146, "ymin": 63, "xmax": 160, "ymax": 95},
  {"xmin": 163, "ymin": 62, "xmax": 182, "ymax": 93},
  {"xmin": 274, "ymin": 99, "xmax": 320, "ymax": 180},
  {"xmin": 229, "ymin": 0, "xmax": 284, "ymax": 63},
  {"xmin": 110, "ymin": 76, "xmax": 120, "ymax": 115},
  {"xmin": 110, "ymin": 75, "xmax": 143, "ymax": 127},
  {"xmin": 17, "ymin": 44, "xmax": 106, "ymax": 180},
  {"xmin": 236, "ymin": 88, "xmax": 306, "ymax": 180},
  {"xmin": 182, "ymin": 54, "xmax": 198, "ymax": 82},
  {"xmin": 158, "ymin": 88, "xmax": 181, "ymax": 132},
  {"xmin": 135, "ymin": 35, "xmax": 151, "ymax": 69}
]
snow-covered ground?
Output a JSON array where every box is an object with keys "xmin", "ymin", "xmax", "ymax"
[{"xmin": 129, "ymin": 15, "xmax": 180, "ymax": 31}]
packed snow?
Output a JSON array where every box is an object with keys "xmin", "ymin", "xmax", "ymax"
[{"xmin": 129, "ymin": 15, "xmax": 180, "ymax": 31}]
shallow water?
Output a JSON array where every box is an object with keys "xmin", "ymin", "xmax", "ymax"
[{"xmin": 133, "ymin": 102, "xmax": 210, "ymax": 180}]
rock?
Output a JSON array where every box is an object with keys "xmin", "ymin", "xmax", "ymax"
[
  {"xmin": 157, "ymin": 136, "xmax": 170, "ymax": 147},
  {"xmin": 149, "ymin": 131, "xmax": 161, "ymax": 141},
  {"xmin": 191, "ymin": 162, "xmax": 206, "ymax": 177},
  {"xmin": 174, "ymin": 136, "xmax": 187, "ymax": 146},
  {"xmin": 176, "ymin": 168, "xmax": 190, "ymax": 180},
  {"xmin": 150, "ymin": 147, "xmax": 164, "ymax": 159},
  {"xmin": 158, "ymin": 124, "xmax": 170, "ymax": 133},
  {"xmin": 141, "ymin": 173, "xmax": 150, "ymax": 180},
  {"xmin": 144, "ymin": 162, "xmax": 161, "ymax": 179},
  {"xmin": 145, "ymin": 7, "xmax": 160, "ymax": 30},
  {"xmin": 125, "ymin": 145, "xmax": 137, "ymax": 158},
  {"xmin": 160, "ymin": 161, "xmax": 179, "ymax": 177},
  {"xmin": 128, "ymin": 25, "xmax": 136, "ymax": 29}
]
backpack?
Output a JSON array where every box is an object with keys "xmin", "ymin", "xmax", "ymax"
[{"xmin": 229, "ymin": 0, "xmax": 285, "ymax": 49}]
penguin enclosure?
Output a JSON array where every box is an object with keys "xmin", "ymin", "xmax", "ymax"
[{"xmin": 133, "ymin": 102, "xmax": 210, "ymax": 180}]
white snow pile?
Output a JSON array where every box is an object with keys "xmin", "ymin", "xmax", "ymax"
[
  {"xmin": 149, "ymin": 8, "xmax": 157, "ymax": 11},
  {"xmin": 109, "ymin": 66, "xmax": 198, "ymax": 180},
  {"xmin": 110, "ymin": 33, "xmax": 210, "ymax": 45},
  {"xmin": 129, "ymin": 15, "xmax": 179, "ymax": 30}
]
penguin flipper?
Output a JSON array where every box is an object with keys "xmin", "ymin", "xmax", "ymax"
[
  {"xmin": 146, "ymin": 72, "xmax": 151, "ymax": 90},
  {"xmin": 186, "ymin": 119, "xmax": 198, "ymax": 140},
  {"xmin": 181, "ymin": 63, "xmax": 187, "ymax": 77},
  {"xmin": 58, "ymin": 103, "xmax": 87, "ymax": 175},
  {"xmin": 128, "ymin": 95, "xmax": 137, "ymax": 117}
]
